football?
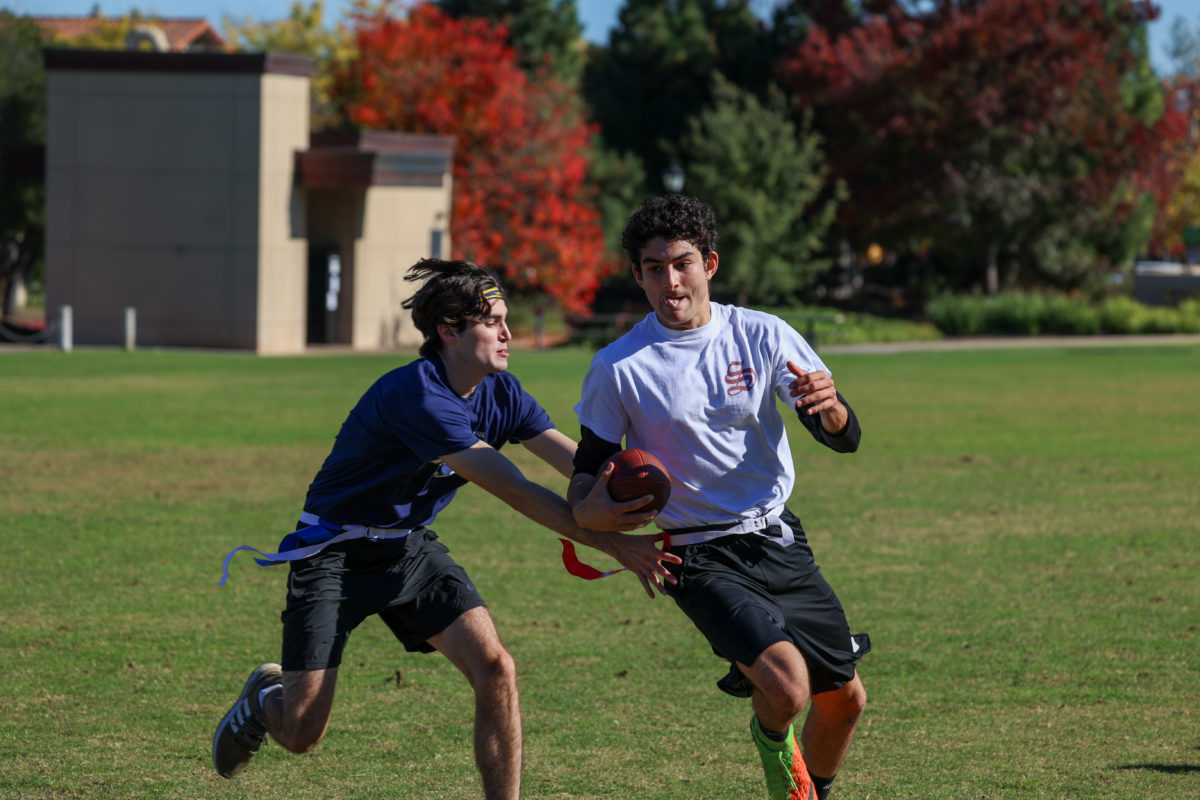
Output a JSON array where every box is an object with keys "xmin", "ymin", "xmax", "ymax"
[{"xmin": 602, "ymin": 448, "xmax": 672, "ymax": 513}]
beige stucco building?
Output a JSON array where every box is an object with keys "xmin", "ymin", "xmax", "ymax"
[{"xmin": 43, "ymin": 49, "xmax": 453, "ymax": 354}]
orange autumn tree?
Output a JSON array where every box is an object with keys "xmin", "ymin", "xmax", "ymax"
[{"xmin": 335, "ymin": 1, "xmax": 609, "ymax": 314}]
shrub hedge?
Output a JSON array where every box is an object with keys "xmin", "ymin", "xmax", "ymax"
[
  {"xmin": 763, "ymin": 306, "xmax": 943, "ymax": 346},
  {"xmin": 925, "ymin": 292, "xmax": 1200, "ymax": 336}
]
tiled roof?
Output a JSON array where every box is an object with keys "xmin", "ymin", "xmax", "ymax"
[{"xmin": 34, "ymin": 16, "xmax": 228, "ymax": 52}]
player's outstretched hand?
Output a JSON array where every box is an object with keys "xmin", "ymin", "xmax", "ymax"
[
  {"xmin": 787, "ymin": 361, "xmax": 838, "ymax": 416},
  {"xmin": 605, "ymin": 531, "xmax": 681, "ymax": 599},
  {"xmin": 573, "ymin": 463, "xmax": 659, "ymax": 532}
]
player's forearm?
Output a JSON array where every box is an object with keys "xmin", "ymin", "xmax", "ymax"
[
  {"xmin": 498, "ymin": 478, "xmax": 615, "ymax": 554},
  {"xmin": 503, "ymin": 480, "xmax": 579, "ymax": 535},
  {"xmin": 522, "ymin": 428, "xmax": 579, "ymax": 480}
]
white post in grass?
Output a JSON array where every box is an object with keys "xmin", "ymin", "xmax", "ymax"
[
  {"xmin": 124, "ymin": 307, "xmax": 136, "ymax": 352},
  {"xmin": 60, "ymin": 305, "xmax": 73, "ymax": 352}
]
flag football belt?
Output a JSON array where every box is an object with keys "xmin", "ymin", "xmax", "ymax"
[
  {"xmin": 219, "ymin": 510, "xmax": 411, "ymax": 586},
  {"xmin": 560, "ymin": 506, "xmax": 792, "ymax": 580},
  {"xmin": 661, "ymin": 507, "xmax": 793, "ymax": 548}
]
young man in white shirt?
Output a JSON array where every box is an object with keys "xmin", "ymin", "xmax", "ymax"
[{"xmin": 568, "ymin": 196, "xmax": 870, "ymax": 800}]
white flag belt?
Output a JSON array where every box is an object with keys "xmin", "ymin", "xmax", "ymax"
[
  {"xmin": 219, "ymin": 511, "xmax": 411, "ymax": 586},
  {"xmin": 662, "ymin": 506, "xmax": 793, "ymax": 548}
]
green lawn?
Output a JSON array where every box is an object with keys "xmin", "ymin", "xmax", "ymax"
[{"xmin": 1, "ymin": 343, "xmax": 1197, "ymax": 799}]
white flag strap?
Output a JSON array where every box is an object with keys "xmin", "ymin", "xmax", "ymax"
[{"xmin": 219, "ymin": 521, "xmax": 411, "ymax": 586}]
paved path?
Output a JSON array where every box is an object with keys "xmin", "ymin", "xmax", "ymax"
[
  {"xmin": 819, "ymin": 334, "xmax": 1200, "ymax": 355},
  {"xmin": 4, "ymin": 333, "xmax": 1200, "ymax": 355}
]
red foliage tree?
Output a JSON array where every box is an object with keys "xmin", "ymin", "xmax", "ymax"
[
  {"xmin": 779, "ymin": 0, "xmax": 1186, "ymax": 293},
  {"xmin": 1142, "ymin": 75, "xmax": 1199, "ymax": 259},
  {"xmin": 336, "ymin": 1, "xmax": 609, "ymax": 314}
]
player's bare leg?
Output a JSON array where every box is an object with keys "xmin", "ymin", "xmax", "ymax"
[
  {"xmin": 742, "ymin": 641, "xmax": 815, "ymax": 800},
  {"xmin": 742, "ymin": 639, "xmax": 811, "ymax": 731},
  {"xmin": 431, "ymin": 606, "xmax": 522, "ymax": 800},
  {"xmin": 800, "ymin": 672, "xmax": 866, "ymax": 778},
  {"xmin": 264, "ymin": 667, "xmax": 338, "ymax": 753}
]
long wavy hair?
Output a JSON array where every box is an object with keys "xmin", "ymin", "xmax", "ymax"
[{"xmin": 402, "ymin": 258, "xmax": 503, "ymax": 357}]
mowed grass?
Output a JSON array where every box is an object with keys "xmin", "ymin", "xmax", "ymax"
[{"xmin": 0, "ymin": 342, "xmax": 1197, "ymax": 800}]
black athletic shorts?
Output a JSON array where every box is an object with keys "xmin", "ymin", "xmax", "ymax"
[
  {"xmin": 663, "ymin": 508, "xmax": 867, "ymax": 695},
  {"xmin": 279, "ymin": 527, "xmax": 485, "ymax": 671}
]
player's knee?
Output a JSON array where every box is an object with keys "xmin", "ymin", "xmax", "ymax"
[
  {"xmin": 473, "ymin": 646, "xmax": 518, "ymax": 694},
  {"xmin": 842, "ymin": 680, "xmax": 866, "ymax": 722},
  {"xmin": 817, "ymin": 677, "xmax": 866, "ymax": 728},
  {"xmin": 748, "ymin": 663, "xmax": 810, "ymax": 719},
  {"xmin": 760, "ymin": 680, "xmax": 809, "ymax": 721},
  {"xmin": 780, "ymin": 685, "xmax": 811, "ymax": 720}
]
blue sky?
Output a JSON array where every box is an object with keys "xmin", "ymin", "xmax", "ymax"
[{"xmin": 12, "ymin": 0, "xmax": 1199, "ymax": 73}]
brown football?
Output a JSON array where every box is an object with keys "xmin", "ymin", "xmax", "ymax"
[{"xmin": 602, "ymin": 448, "xmax": 672, "ymax": 513}]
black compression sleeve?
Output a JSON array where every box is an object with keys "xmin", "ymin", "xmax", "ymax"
[
  {"xmin": 573, "ymin": 425, "xmax": 622, "ymax": 475},
  {"xmin": 796, "ymin": 391, "xmax": 861, "ymax": 453}
]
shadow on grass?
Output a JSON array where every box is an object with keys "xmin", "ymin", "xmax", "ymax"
[{"xmin": 1115, "ymin": 764, "xmax": 1200, "ymax": 774}]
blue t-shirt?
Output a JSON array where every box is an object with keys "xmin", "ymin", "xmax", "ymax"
[{"xmin": 303, "ymin": 357, "xmax": 554, "ymax": 529}]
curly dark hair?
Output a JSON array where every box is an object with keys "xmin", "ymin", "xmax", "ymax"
[
  {"xmin": 620, "ymin": 194, "xmax": 719, "ymax": 271},
  {"xmin": 402, "ymin": 258, "xmax": 504, "ymax": 357}
]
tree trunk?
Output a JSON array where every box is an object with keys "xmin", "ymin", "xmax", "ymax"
[
  {"xmin": 3, "ymin": 267, "xmax": 27, "ymax": 317},
  {"xmin": 985, "ymin": 243, "xmax": 999, "ymax": 296},
  {"xmin": 2, "ymin": 239, "xmax": 27, "ymax": 318}
]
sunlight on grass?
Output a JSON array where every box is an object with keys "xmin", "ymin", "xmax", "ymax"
[{"xmin": 1, "ymin": 344, "xmax": 1198, "ymax": 799}]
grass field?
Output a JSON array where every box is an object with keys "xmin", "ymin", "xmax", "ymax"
[{"xmin": 1, "ymin": 342, "xmax": 1198, "ymax": 799}]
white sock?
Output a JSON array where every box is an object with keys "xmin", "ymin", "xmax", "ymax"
[{"xmin": 258, "ymin": 684, "xmax": 282, "ymax": 709}]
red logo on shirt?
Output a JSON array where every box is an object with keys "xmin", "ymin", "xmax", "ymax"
[{"xmin": 725, "ymin": 361, "xmax": 756, "ymax": 395}]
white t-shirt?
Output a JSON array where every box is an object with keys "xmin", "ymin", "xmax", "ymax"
[{"xmin": 574, "ymin": 302, "xmax": 829, "ymax": 529}]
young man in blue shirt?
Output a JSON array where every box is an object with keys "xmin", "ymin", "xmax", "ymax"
[{"xmin": 213, "ymin": 258, "xmax": 679, "ymax": 799}]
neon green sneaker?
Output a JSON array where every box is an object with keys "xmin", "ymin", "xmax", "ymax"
[{"xmin": 750, "ymin": 715, "xmax": 815, "ymax": 800}]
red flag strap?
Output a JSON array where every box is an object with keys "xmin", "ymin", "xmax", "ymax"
[
  {"xmin": 559, "ymin": 539, "xmax": 626, "ymax": 579},
  {"xmin": 558, "ymin": 534, "xmax": 671, "ymax": 580}
]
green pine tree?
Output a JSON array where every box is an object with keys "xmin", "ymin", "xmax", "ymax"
[
  {"xmin": 583, "ymin": 0, "xmax": 771, "ymax": 193},
  {"xmin": 0, "ymin": 12, "xmax": 48, "ymax": 302},
  {"xmin": 679, "ymin": 75, "xmax": 844, "ymax": 305}
]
